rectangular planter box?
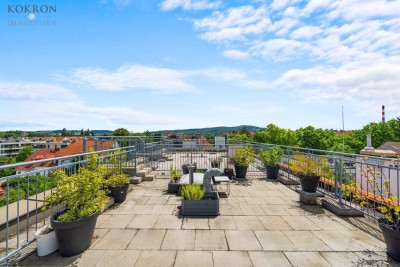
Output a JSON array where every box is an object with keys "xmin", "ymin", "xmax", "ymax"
[
  {"xmin": 168, "ymin": 182, "xmax": 180, "ymax": 194},
  {"xmin": 180, "ymin": 192, "xmax": 219, "ymax": 216}
]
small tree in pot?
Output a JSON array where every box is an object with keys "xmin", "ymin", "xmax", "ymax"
[
  {"xmin": 168, "ymin": 164, "xmax": 181, "ymax": 193},
  {"xmin": 44, "ymin": 153, "xmax": 108, "ymax": 257},
  {"xmin": 107, "ymin": 174, "xmax": 130, "ymax": 203},
  {"xmin": 210, "ymin": 157, "xmax": 222, "ymax": 169},
  {"xmin": 260, "ymin": 146, "xmax": 283, "ymax": 179},
  {"xmin": 290, "ymin": 154, "xmax": 321, "ymax": 193},
  {"xmin": 232, "ymin": 146, "xmax": 255, "ymax": 179}
]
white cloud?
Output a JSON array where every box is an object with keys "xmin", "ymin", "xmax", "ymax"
[
  {"xmin": 61, "ymin": 65, "xmax": 196, "ymax": 93},
  {"xmin": 222, "ymin": 49, "xmax": 249, "ymax": 60},
  {"xmin": 194, "ymin": 5, "xmax": 271, "ymax": 41},
  {"xmin": 250, "ymin": 39, "xmax": 316, "ymax": 61},
  {"xmin": 290, "ymin": 25, "xmax": 322, "ymax": 39},
  {"xmin": 160, "ymin": 0, "xmax": 221, "ymax": 11}
]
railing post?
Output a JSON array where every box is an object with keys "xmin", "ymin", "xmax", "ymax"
[{"xmin": 338, "ymin": 157, "xmax": 343, "ymax": 204}]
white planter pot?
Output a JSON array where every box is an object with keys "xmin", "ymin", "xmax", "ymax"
[{"xmin": 35, "ymin": 226, "xmax": 58, "ymax": 256}]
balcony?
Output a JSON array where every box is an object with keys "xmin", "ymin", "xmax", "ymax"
[{"xmin": 0, "ymin": 138, "xmax": 399, "ymax": 266}]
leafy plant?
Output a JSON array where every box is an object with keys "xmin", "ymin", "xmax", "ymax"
[
  {"xmin": 259, "ymin": 146, "xmax": 283, "ymax": 166},
  {"xmin": 107, "ymin": 174, "xmax": 130, "ymax": 187},
  {"xmin": 210, "ymin": 157, "xmax": 222, "ymax": 168},
  {"xmin": 107, "ymin": 149, "xmax": 127, "ymax": 176},
  {"xmin": 290, "ymin": 154, "xmax": 322, "ymax": 176},
  {"xmin": 232, "ymin": 146, "xmax": 255, "ymax": 167},
  {"xmin": 43, "ymin": 153, "xmax": 108, "ymax": 222},
  {"xmin": 181, "ymin": 184, "xmax": 205, "ymax": 200},
  {"xmin": 169, "ymin": 164, "xmax": 181, "ymax": 183}
]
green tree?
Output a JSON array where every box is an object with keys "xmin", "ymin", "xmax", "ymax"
[
  {"xmin": 85, "ymin": 128, "xmax": 90, "ymax": 136},
  {"xmin": 61, "ymin": 128, "xmax": 68, "ymax": 136},
  {"xmin": 91, "ymin": 130, "xmax": 95, "ymax": 136},
  {"xmin": 80, "ymin": 129, "xmax": 84, "ymax": 136},
  {"xmin": 0, "ymin": 132, "xmax": 4, "ymax": 139},
  {"xmin": 240, "ymin": 127, "xmax": 249, "ymax": 136},
  {"xmin": 296, "ymin": 126, "xmax": 335, "ymax": 150},
  {"xmin": 113, "ymin": 128, "xmax": 130, "ymax": 136},
  {"xmin": 230, "ymin": 133, "xmax": 250, "ymax": 142},
  {"xmin": 16, "ymin": 146, "xmax": 35, "ymax": 162},
  {"xmin": 253, "ymin": 124, "xmax": 299, "ymax": 146}
]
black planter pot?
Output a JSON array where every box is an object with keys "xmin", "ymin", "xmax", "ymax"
[
  {"xmin": 300, "ymin": 175, "xmax": 320, "ymax": 193},
  {"xmin": 51, "ymin": 210, "xmax": 99, "ymax": 257},
  {"xmin": 168, "ymin": 182, "xmax": 180, "ymax": 194},
  {"xmin": 266, "ymin": 165, "xmax": 280, "ymax": 179},
  {"xmin": 109, "ymin": 184, "xmax": 129, "ymax": 203},
  {"xmin": 378, "ymin": 218, "xmax": 400, "ymax": 261},
  {"xmin": 234, "ymin": 164, "xmax": 248, "ymax": 179},
  {"xmin": 182, "ymin": 163, "xmax": 197, "ymax": 175},
  {"xmin": 224, "ymin": 168, "xmax": 234, "ymax": 179},
  {"xmin": 211, "ymin": 162, "xmax": 220, "ymax": 169}
]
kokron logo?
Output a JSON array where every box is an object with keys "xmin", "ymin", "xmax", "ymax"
[{"xmin": 8, "ymin": 5, "xmax": 57, "ymax": 14}]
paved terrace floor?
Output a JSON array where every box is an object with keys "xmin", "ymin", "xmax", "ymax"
[{"xmin": 19, "ymin": 173, "xmax": 400, "ymax": 267}]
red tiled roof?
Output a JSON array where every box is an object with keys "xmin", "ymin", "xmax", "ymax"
[
  {"xmin": 15, "ymin": 149, "xmax": 60, "ymax": 172},
  {"xmin": 55, "ymin": 140, "xmax": 114, "ymax": 157}
]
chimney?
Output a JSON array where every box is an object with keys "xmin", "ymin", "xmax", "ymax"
[
  {"xmin": 364, "ymin": 134, "xmax": 374, "ymax": 150},
  {"xmin": 382, "ymin": 105, "xmax": 385, "ymax": 122}
]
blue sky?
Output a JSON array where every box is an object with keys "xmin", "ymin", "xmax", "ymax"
[{"xmin": 1, "ymin": 0, "xmax": 399, "ymax": 132}]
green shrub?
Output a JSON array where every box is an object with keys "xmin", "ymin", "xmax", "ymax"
[
  {"xmin": 181, "ymin": 184, "xmax": 205, "ymax": 200},
  {"xmin": 232, "ymin": 146, "xmax": 255, "ymax": 167},
  {"xmin": 107, "ymin": 174, "xmax": 130, "ymax": 187},
  {"xmin": 260, "ymin": 146, "xmax": 283, "ymax": 166},
  {"xmin": 44, "ymin": 153, "xmax": 108, "ymax": 222},
  {"xmin": 0, "ymin": 188, "xmax": 26, "ymax": 207},
  {"xmin": 169, "ymin": 164, "xmax": 181, "ymax": 183}
]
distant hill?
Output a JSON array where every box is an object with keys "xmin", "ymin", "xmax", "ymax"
[
  {"xmin": 152, "ymin": 125, "xmax": 264, "ymax": 135},
  {"xmin": 44, "ymin": 130, "xmax": 114, "ymax": 135}
]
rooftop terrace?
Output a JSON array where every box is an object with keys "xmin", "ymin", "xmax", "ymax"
[
  {"xmin": 0, "ymin": 138, "xmax": 399, "ymax": 266},
  {"xmin": 18, "ymin": 172, "xmax": 399, "ymax": 267}
]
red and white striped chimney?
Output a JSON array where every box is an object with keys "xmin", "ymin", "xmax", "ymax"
[{"xmin": 382, "ymin": 105, "xmax": 385, "ymax": 122}]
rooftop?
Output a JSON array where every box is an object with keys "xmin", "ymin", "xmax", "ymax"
[{"xmin": 19, "ymin": 172, "xmax": 397, "ymax": 267}]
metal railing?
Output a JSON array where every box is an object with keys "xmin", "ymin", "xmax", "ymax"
[{"xmin": 0, "ymin": 145, "xmax": 137, "ymax": 263}]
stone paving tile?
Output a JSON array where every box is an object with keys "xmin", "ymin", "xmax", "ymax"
[
  {"xmin": 174, "ymin": 251, "xmax": 213, "ymax": 267},
  {"xmin": 90, "ymin": 228, "xmax": 110, "ymax": 248},
  {"xmin": 219, "ymin": 198, "xmax": 228, "ymax": 205},
  {"xmin": 154, "ymin": 215, "xmax": 182, "ymax": 229},
  {"xmin": 209, "ymin": 215, "xmax": 237, "ymax": 230},
  {"xmin": 266, "ymin": 190, "xmax": 289, "ymax": 197},
  {"xmin": 244, "ymin": 196, "xmax": 267, "ymax": 205},
  {"xmin": 128, "ymin": 229, "xmax": 166, "ymax": 250},
  {"xmin": 195, "ymin": 230, "xmax": 228, "ymax": 251},
  {"xmin": 95, "ymin": 214, "xmax": 111, "ymax": 228},
  {"xmin": 74, "ymin": 250, "xmax": 106, "ymax": 267},
  {"xmin": 233, "ymin": 216, "xmax": 265, "ymax": 230},
  {"xmin": 161, "ymin": 230, "xmax": 195, "ymax": 250},
  {"xmin": 225, "ymin": 230, "xmax": 262, "ymax": 251},
  {"xmin": 147, "ymin": 196, "xmax": 169, "ymax": 205},
  {"xmin": 182, "ymin": 217, "xmax": 209, "ymax": 229},
  {"xmin": 97, "ymin": 214, "xmax": 134, "ymax": 229},
  {"xmin": 135, "ymin": 250, "xmax": 176, "ymax": 267},
  {"xmin": 226, "ymin": 196, "xmax": 246, "ymax": 204},
  {"xmin": 92, "ymin": 229, "xmax": 137, "ymax": 249},
  {"xmin": 258, "ymin": 216, "xmax": 293, "ymax": 231},
  {"xmin": 127, "ymin": 195, "xmax": 150, "ymax": 204},
  {"xmin": 260, "ymin": 205, "xmax": 292, "ymax": 216},
  {"xmin": 264, "ymin": 196, "xmax": 288, "ymax": 205},
  {"xmin": 254, "ymin": 231, "xmax": 297, "ymax": 251},
  {"xmin": 239, "ymin": 204, "xmax": 266, "ymax": 215},
  {"xmin": 95, "ymin": 250, "xmax": 141, "ymax": 267},
  {"xmin": 213, "ymin": 251, "xmax": 253, "ymax": 267},
  {"xmin": 249, "ymin": 251, "xmax": 292, "ymax": 267},
  {"xmin": 283, "ymin": 231, "xmax": 332, "ymax": 251},
  {"xmin": 144, "ymin": 189, "xmax": 164, "ymax": 196},
  {"xmin": 281, "ymin": 196, "xmax": 300, "ymax": 205},
  {"xmin": 306, "ymin": 215, "xmax": 350, "ymax": 231},
  {"xmin": 320, "ymin": 252, "xmax": 374, "ymax": 267},
  {"xmin": 284, "ymin": 252, "xmax": 331, "ymax": 267},
  {"xmin": 150, "ymin": 204, "xmax": 175, "ymax": 215},
  {"xmin": 281, "ymin": 216, "xmax": 322, "ymax": 231},
  {"xmin": 346, "ymin": 230, "xmax": 386, "ymax": 251},
  {"xmin": 127, "ymin": 214, "xmax": 159, "ymax": 229},
  {"xmin": 220, "ymin": 204, "xmax": 244, "ymax": 215},
  {"xmin": 166, "ymin": 196, "xmax": 182, "ymax": 205},
  {"xmin": 312, "ymin": 231, "xmax": 377, "ymax": 251}
]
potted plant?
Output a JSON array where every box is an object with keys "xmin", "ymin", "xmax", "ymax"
[
  {"xmin": 232, "ymin": 146, "xmax": 255, "ymax": 179},
  {"xmin": 107, "ymin": 174, "xmax": 130, "ymax": 203},
  {"xmin": 260, "ymin": 146, "xmax": 283, "ymax": 179},
  {"xmin": 35, "ymin": 225, "xmax": 58, "ymax": 256},
  {"xmin": 182, "ymin": 162, "xmax": 197, "ymax": 174},
  {"xmin": 44, "ymin": 153, "xmax": 109, "ymax": 257},
  {"xmin": 210, "ymin": 157, "xmax": 222, "ymax": 169},
  {"xmin": 180, "ymin": 184, "xmax": 219, "ymax": 216},
  {"xmin": 168, "ymin": 164, "xmax": 181, "ymax": 193},
  {"xmin": 290, "ymin": 154, "xmax": 321, "ymax": 193}
]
